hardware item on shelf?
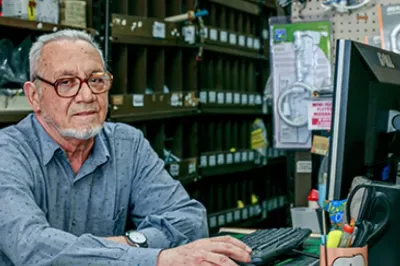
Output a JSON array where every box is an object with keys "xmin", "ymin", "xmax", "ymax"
[
  {"xmin": 321, "ymin": 0, "xmax": 373, "ymax": 13},
  {"xmin": 60, "ymin": 0, "xmax": 86, "ymax": 28},
  {"xmin": 164, "ymin": 148, "xmax": 181, "ymax": 163},
  {"xmin": 270, "ymin": 19, "xmax": 332, "ymax": 149},
  {"xmin": 0, "ymin": 37, "xmax": 31, "ymax": 89},
  {"xmin": 377, "ymin": 4, "xmax": 400, "ymax": 54},
  {"xmin": 2, "ymin": 0, "xmax": 59, "ymax": 24},
  {"xmin": 164, "ymin": 9, "xmax": 208, "ymax": 23},
  {"xmin": 251, "ymin": 118, "xmax": 268, "ymax": 163}
]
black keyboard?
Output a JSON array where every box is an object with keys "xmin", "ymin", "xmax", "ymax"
[{"xmin": 239, "ymin": 227, "xmax": 312, "ymax": 265}]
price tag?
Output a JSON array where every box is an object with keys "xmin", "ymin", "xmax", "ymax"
[
  {"xmin": 217, "ymin": 92, "xmax": 224, "ymax": 104},
  {"xmin": 132, "ymin": 94, "xmax": 144, "ymax": 107},
  {"xmin": 220, "ymin": 31, "xmax": 228, "ymax": 42},
  {"xmin": 200, "ymin": 155, "xmax": 207, "ymax": 167},
  {"xmin": 226, "ymin": 153, "xmax": 233, "ymax": 164},
  {"xmin": 208, "ymin": 91, "xmax": 216, "ymax": 103},
  {"xmin": 200, "ymin": 91, "xmax": 207, "ymax": 103},
  {"xmin": 170, "ymin": 93, "xmax": 180, "ymax": 106},
  {"xmin": 241, "ymin": 94, "xmax": 248, "ymax": 105},
  {"xmin": 239, "ymin": 35, "xmax": 245, "ymax": 46},
  {"xmin": 255, "ymin": 154, "xmax": 261, "ymax": 164},
  {"xmin": 249, "ymin": 94, "xmax": 255, "ymax": 105},
  {"xmin": 234, "ymin": 210, "xmax": 241, "ymax": 221},
  {"xmin": 247, "ymin": 37, "xmax": 253, "ymax": 48},
  {"xmin": 242, "ymin": 151, "xmax": 248, "ymax": 162},
  {"xmin": 234, "ymin": 93, "xmax": 241, "ymax": 104},
  {"xmin": 218, "ymin": 214, "xmax": 225, "ymax": 226},
  {"xmin": 234, "ymin": 152, "xmax": 241, "ymax": 163},
  {"xmin": 242, "ymin": 208, "xmax": 248, "ymax": 219},
  {"xmin": 255, "ymin": 95, "xmax": 262, "ymax": 105},
  {"xmin": 274, "ymin": 149, "xmax": 279, "ymax": 158},
  {"xmin": 209, "ymin": 216, "xmax": 217, "ymax": 228},
  {"xmin": 226, "ymin": 212, "xmax": 233, "ymax": 223},
  {"xmin": 210, "ymin": 29, "xmax": 218, "ymax": 41},
  {"xmin": 253, "ymin": 39, "xmax": 261, "ymax": 49},
  {"xmin": 152, "ymin": 21, "xmax": 166, "ymax": 39},
  {"xmin": 209, "ymin": 155, "xmax": 216, "ymax": 167},
  {"xmin": 248, "ymin": 151, "xmax": 254, "ymax": 161},
  {"xmin": 201, "ymin": 27, "xmax": 208, "ymax": 38},
  {"xmin": 217, "ymin": 154, "xmax": 225, "ymax": 165},
  {"xmin": 249, "ymin": 206, "xmax": 254, "ymax": 217},
  {"xmin": 183, "ymin": 25, "xmax": 195, "ymax": 44},
  {"xmin": 169, "ymin": 164, "xmax": 179, "ymax": 177},
  {"xmin": 188, "ymin": 162, "xmax": 196, "ymax": 174},
  {"xmin": 226, "ymin": 92, "xmax": 233, "ymax": 104},
  {"xmin": 262, "ymin": 29, "xmax": 269, "ymax": 40},
  {"xmin": 229, "ymin": 33, "xmax": 237, "ymax": 45}
]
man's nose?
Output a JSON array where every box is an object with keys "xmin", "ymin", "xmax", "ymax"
[{"xmin": 76, "ymin": 81, "xmax": 95, "ymax": 102}]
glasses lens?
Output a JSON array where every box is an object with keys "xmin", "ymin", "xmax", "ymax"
[
  {"xmin": 56, "ymin": 77, "xmax": 81, "ymax": 97},
  {"xmin": 88, "ymin": 72, "xmax": 112, "ymax": 93}
]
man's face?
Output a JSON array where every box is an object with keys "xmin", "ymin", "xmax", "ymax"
[{"xmin": 35, "ymin": 40, "xmax": 108, "ymax": 139}]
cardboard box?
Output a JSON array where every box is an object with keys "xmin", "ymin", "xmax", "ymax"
[
  {"xmin": 2, "ymin": 0, "xmax": 59, "ymax": 24},
  {"xmin": 60, "ymin": 0, "xmax": 86, "ymax": 28}
]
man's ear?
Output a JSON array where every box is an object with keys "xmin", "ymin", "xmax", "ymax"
[{"xmin": 24, "ymin": 81, "xmax": 41, "ymax": 113}]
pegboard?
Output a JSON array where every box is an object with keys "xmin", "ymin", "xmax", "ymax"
[{"xmin": 291, "ymin": 0, "xmax": 396, "ymax": 59}]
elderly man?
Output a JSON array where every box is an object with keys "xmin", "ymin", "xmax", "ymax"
[{"xmin": 0, "ymin": 30, "xmax": 251, "ymax": 266}]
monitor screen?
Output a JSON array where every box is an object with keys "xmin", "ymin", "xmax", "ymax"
[{"xmin": 328, "ymin": 40, "xmax": 400, "ymax": 200}]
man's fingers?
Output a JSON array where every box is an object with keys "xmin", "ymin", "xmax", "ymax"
[
  {"xmin": 211, "ymin": 235, "xmax": 252, "ymax": 252},
  {"xmin": 202, "ymin": 251, "xmax": 238, "ymax": 266},
  {"xmin": 207, "ymin": 242, "xmax": 251, "ymax": 263}
]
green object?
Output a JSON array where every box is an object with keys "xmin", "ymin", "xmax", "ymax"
[{"xmin": 270, "ymin": 20, "xmax": 332, "ymax": 59}]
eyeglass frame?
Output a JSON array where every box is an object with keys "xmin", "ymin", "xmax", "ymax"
[{"xmin": 32, "ymin": 71, "xmax": 114, "ymax": 98}]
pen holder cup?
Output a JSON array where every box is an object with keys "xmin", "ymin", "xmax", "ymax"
[{"xmin": 319, "ymin": 245, "xmax": 368, "ymax": 266}]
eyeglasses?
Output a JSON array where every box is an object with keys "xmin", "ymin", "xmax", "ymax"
[{"xmin": 34, "ymin": 72, "xmax": 113, "ymax": 98}]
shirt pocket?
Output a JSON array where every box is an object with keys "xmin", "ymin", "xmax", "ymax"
[{"xmin": 91, "ymin": 207, "xmax": 127, "ymax": 236}]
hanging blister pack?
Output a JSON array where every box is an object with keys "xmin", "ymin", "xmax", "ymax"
[{"xmin": 269, "ymin": 18, "xmax": 333, "ymax": 149}]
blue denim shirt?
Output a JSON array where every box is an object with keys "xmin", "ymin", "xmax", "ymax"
[{"xmin": 0, "ymin": 114, "xmax": 208, "ymax": 266}]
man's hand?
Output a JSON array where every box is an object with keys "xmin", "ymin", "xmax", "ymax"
[{"xmin": 157, "ymin": 235, "xmax": 252, "ymax": 266}]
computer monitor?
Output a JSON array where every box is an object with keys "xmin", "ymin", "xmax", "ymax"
[
  {"xmin": 328, "ymin": 40, "xmax": 400, "ymax": 264},
  {"xmin": 328, "ymin": 39, "xmax": 400, "ymax": 200}
]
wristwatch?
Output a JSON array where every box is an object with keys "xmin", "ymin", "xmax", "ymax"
[{"xmin": 125, "ymin": 230, "xmax": 148, "ymax": 248}]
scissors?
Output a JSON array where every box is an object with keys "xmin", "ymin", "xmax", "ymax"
[{"xmin": 345, "ymin": 183, "xmax": 390, "ymax": 247}]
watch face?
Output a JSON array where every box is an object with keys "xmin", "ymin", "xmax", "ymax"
[{"xmin": 128, "ymin": 231, "xmax": 146, "ymax": 244}]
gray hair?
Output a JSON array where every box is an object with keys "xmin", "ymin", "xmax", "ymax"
[{"xmin": 29, "ymin": 29, "xmax": 105, "ymax": 80}]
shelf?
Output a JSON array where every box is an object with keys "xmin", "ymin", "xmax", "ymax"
[
  {"xmin": 112, "ymin": 35, "xmax": 195, "ymax": 48},
  {"xmin": 109, "ymin": 92, "xmax": 199, "ymax": 122},
  {"xmin": 111, "ymin": 14, "xmax": 196, "ymax": 48},
  {"xmin": 207, "ymin": 196, "xmax": 286, "ymax": 230},
  {"xmin": 199, "ymin": 92, "xmax": 263, "ymax": 114},
  {"xmin": 165, "ymin": 158, "xmax": 199, "ymax": 185},
  {"xmin": 0, "ymin": 17, "xmax": 94, "ymax": 34},
  {"xmin": 209, "ymin": 0, "xmax": 261, "ymax": 15},
  {"xmin": 246, "ymin": 0, "xmax": 277, "ymax": 9},
  {"xmin": 201, "ymin": 106, "xmax": 262, "ymax": 115},
  {"xmin": 0, "ymin": 110, "xmax": 32, "ymax": 123},
  {"xmin": 203, "ymin": 44, "xmax": 264, "ymax": 60},
  {"xmin": 199, "ymin": 150, "xmax": 257, "ymax": 177}
]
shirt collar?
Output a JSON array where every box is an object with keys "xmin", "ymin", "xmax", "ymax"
[{"xmin": 31, "ymin": 115, "xmax": 110, "ymax": 166}]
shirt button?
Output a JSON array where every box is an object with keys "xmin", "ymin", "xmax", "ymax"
[{"xmin": 72, "ymin": 220, "xmax": 77, "ymax": 226}]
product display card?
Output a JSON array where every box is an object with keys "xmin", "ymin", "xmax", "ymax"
[
  {"xmin": 378, "ymin": 4, "xmax": 400, "ymax": 53},
  {"xmin": 270, "ymin": 20, "xmax": 333, "ymax": 149}
]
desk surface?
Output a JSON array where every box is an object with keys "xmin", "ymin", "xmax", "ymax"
[{"xmin": 218, "ymin": 229, "xmax": 321, "ymax": 266}]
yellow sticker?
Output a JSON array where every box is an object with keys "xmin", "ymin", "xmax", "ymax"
[
  {"xmin": 27, "ymin": 0, "xmax": 37, "ymax": 21},
  {"xmin": 311, "ymin": 135, "xmax": 329, "ymax": 156}
]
